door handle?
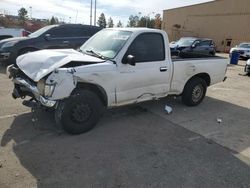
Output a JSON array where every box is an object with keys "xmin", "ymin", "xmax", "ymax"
[
  {"xmin": 63, "ymin": 41, "xmax": 69, "ymax": 44},
  {"xmin": 160, "ymin": 67, "xmax": 168, "ymax": 72}
]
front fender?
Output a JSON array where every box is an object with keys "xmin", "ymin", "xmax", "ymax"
[{"xmin": 46, "ymin": 69, "xmax": 77, "ymax": 100}]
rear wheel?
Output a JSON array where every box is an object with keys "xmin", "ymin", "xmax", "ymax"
[
  {"xmin": 55, "ymin": 90, "xmax": 104, "ymax": 134},
  {"xmin": 182, "ymin": 77, "xmax": 207, "ymax": 106}
]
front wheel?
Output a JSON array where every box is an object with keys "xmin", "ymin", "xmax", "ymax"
[
  {"xmin": 182, "ymin": 77, "xmax": 207, "ymax": 106},
  {"xmin": 55, "ymin": 90, "xmax": 104, "ymax": 134}
]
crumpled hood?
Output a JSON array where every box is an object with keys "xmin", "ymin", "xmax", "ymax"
[
  {"xmin": 247, "ymin": 59, "xmax": 250, "ymax": 65},
  {"xmin": 17, "ymin": 49, "xmax": 105, "ymax": 82},
  {"xmin": 230, "ymin": 47, "xmax": 250, "ymax": 53}
]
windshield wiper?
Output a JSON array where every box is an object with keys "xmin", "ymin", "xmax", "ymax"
[
  {"xmin": 84, "ymin": 49, "xmax": 116, "ymax": 64},
  {"xmin": 85, "ymin": 50, "xmax": 106, "ymax": 60}
]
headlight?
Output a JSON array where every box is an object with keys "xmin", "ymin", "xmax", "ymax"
[
  {"xmin": 2, "ymin": 41, "xmax": 17, "ymax": 48},
  {"xmin": 44, "ymin": 84, "xmax": 56, "ymax": 97},
  {"xmin": 37, "ymin": 79, "xmax": 55, "ymax": 97}
]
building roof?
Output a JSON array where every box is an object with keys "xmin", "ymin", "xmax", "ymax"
[{"xmin": 164, "ymin": 0, "xmax": 217, "ymax": 11}]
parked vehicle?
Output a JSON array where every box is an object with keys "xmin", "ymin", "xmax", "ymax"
[
  {"xmin": 245, "ymin": 59, "xmax": 250, "ymax": 75},
  {"xmin": 0, "ymin": 24, "xmax": 101, "ymax": 66},
  {"xmin": 0, "ymin": 28, "xmax": 30, "ymax": 40},
  {"xmin": 7, "ymin": 28, "xmax": 228, "ymax": 134},
  {"xmin": 230, "ymin": 43, "xmax": 250, "ymax": 60},
  {"xmin": 170, "ymin": 37, "xmax": 216, "ymax": 58}
]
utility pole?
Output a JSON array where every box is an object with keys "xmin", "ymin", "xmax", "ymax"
[
  {"xmin": 29, "ymin": 6, "xmax": 32, "ymax": 20},
  {"xmin": 94, "ymin": 0, "xmax": 96, "ymax": 26},
  {"xmin": 90, "ymin": 0, "xmax": 92, "ymax": 25},
  {"xmin": 75, "ymin": 10, "xmax": 78, "ymax": 23}
]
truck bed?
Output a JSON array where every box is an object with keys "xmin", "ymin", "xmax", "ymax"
[{"xmin": 172, "ymin": 55, "xmax": 227, "ymax": 62}]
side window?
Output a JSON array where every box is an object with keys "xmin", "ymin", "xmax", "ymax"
[
  {"xmin": 198, "ymin": 40, "xmax": 211, "ymax": 46},
  {"xmin": 124, "ymin": 33, "xmax": 165, "ymax": 63},
  {"xmin": 48, "ymin": 28, "xmax": 75, "ymax": 38}
]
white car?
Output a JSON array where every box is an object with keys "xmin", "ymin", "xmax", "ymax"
[
  {"xmin": 0, "ymin": 28, "xmax": 30, "ymax": 40},
  {"xmin": 230, "ymin": 43, "xmax": 250, "ymax": 59},
  {"xmin": 7, "ymin": 28, "xmax": 228, "ymax": 134}
]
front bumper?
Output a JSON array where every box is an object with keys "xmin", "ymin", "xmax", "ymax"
[
  {"xmin": 7, "ymin": 64, "xmax": 57, "ymax": 108},
  {"xmin": 245, "ymin": 64, "xmax": 250, "ymax": 73},
  {"xmin": 12, "ymin": 77, "xmax": 57, "ymax": 107}
]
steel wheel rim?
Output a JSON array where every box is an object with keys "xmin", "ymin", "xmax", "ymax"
[
  {"xmin": 71, "ymin": 103, "xmax": 92, "ymax": 123},
  {"xmin": 192, "ymin": 84, "xmax": 203, "ymax": 103}
]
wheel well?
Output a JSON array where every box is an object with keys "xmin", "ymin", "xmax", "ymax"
[
  {"xmin": 187, "ymin": 73, "xmax": 211, "ymax": 86},
  {"xmin": 18, "ymin": 47, "xmax": 39, "ymax": 56},
  {"xmin": 74, "ymin": 83, "xmax": 108, "ymax": 107}
]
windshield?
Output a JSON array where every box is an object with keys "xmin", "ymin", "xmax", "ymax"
[
  {"xmin": 29, "ymin": 25, "xmax": 57, "ymax": 38},
  {"xmin": 80, "ymin": 29, "xmax": 132, "ymax": 59},
  {"xmin": 239, "ymin": 43, "xmax": 250, "ymax": 48},
  {"xmin": 176, "ymin": 38, "xmax": 196, "ymax": 46}
]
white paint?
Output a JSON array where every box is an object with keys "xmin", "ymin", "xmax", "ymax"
[{"xmin": 13, "ymin": 28, "xmax": 228, "ymax": 108}]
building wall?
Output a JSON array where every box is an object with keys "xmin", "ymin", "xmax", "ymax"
[{"xmin": 162, "ymin": 0, "xmax": 250, "ymax": 52}]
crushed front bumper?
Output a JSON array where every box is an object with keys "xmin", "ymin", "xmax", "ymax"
[
  {"xmin": 7, "ymin": 64, "xmax": 57, "ymax": 108},
  {"xmin": 245, "ymin": 64, "xmax": 250, "ymax": 73},
  {"xmin": 12, "ymin": 77, "xmax": 57, "ymax": 107}
]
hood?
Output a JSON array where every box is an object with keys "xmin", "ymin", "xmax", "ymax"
[
  {"xmin": 0, "ymin": 37, "xmax": 28, "ymax": 48},
  {"xmin": 17, "ymin": 49, "xmax": 105, "ymax": 82},
  {"xmin": 247, "ymin": 59, "xmax": 250, "ymax": 65},
  {"xmin": 231, "ymin": 47, "xmax": 250, "ymax": 52}
]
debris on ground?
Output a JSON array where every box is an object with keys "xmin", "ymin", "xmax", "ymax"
[
  {"xmin": 217, "ymin": 118, "xmax": 223, "ymax": 124},
  {"xmin": 165, "ymin": 105, "xmax": 173, "ymax": 114}
]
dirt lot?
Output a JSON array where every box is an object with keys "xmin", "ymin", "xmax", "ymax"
[{"xmin": 0, "ymin": 55, "xmax": 250, "ymax": 188}]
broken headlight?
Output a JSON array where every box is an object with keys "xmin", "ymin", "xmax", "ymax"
[
  {"xmin": 37, "ymin": 79, "xmax": 55, "ymax": 97},
  {"xmin": 44, "ymin": 84, "xmax": 56, "ymax": 97}
]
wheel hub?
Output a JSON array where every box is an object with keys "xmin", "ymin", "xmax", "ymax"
[
  {"xmin": 192, "ymin": 85, "xmax": 203, "ymax": 103},
  {"xmin": 71, "ymin": 103, "xmax": 92, "ymax": 123}
]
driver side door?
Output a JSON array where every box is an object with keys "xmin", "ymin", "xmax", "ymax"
[{"xmin": 115, "ymin": 33, "xmax": 172, "ymax": 105}]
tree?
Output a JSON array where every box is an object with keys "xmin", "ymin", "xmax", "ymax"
[
  {"xmin": 18, "ymin": 8, "xmax": 28, "ymax": 23},
  {"xmin": 49, "ymin": 16, "xmax": 59, "ymax": 25},
  {"xmin": 107, "ymin": 17, "xmax": 114, "ymax": 28},
  {"xmin": 127, "ymin": 15, "xmax": 139, "ymax": 27},
  {"xmin": 116, "ymin": 20, "xmax": 123, "ymax": 28},
  {"xmin": 97, "ymin": 13, "xmax": 107, "ymax": 28},
  {"xmin": 154, "ymin": 14, "xmax": 162, "ymax": 29}
]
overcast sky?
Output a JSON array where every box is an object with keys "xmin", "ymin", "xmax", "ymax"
[{"xmin": 0, "ymin": 0, "xmax": 213, "ymax": 25}]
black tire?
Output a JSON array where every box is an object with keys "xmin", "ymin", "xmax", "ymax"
[
  {"xmin": 182, "ymin": 77, "xmax": 207, "ymax": 106},
  {"xmin": 55, "ymin": 90, "xmax": 104, "ymax": 134}
]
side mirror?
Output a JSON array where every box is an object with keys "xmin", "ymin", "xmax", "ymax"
[
  {"xmin": 127, "ymin": 55, "xmax": 136, "ymax": 66},
  {"xmin": 44, "ymin": 34, "xmax": 51, "ymax": 40},
  {"xmin": 191, "ymin": 44, "xmax": 196, "ymax": 48}
]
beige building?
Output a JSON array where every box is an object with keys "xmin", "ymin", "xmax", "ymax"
[{"xmin": 162, "ymin": 0, "xmax": 250, "ymax": 52}]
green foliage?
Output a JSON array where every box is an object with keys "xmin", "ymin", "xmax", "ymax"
[
  {"xmin": 116, "ymin": 20, "xmax": 123, "ymax": 28},
  {"xmin": 18, "ymin": 8, "xmax": 28, "ymax": 23},
  {"xmin": 127, "ymin": 15, "xmax": 139, "ymax": 27},
  {"xmin": 97, "ymin": 13, "xmax": 107, "ymax": 28},
  {"xmin": 49, "ymin": 16, "xmax": 59, "ymax": 25},
  {"xmin": 107, "ymin": 17, "xmax": 114, "ymax": 28},
  {"xmin": 127, "ymin": 13, "xmax": 162, "ymax": 29}
]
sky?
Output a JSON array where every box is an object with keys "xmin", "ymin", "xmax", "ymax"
[{"xmin": 0, "ymin": 0, "xmax": 214, "ymax": 26}]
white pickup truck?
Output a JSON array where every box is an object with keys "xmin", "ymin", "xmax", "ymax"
[{"xmin": 7, "ymin": 28, "xmax": 228, "ymax": 134}]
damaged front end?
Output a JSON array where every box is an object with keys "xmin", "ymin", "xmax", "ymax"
[{"xmin": 7, "ymin": 65, "xmax": 57, "ymax": 108}]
